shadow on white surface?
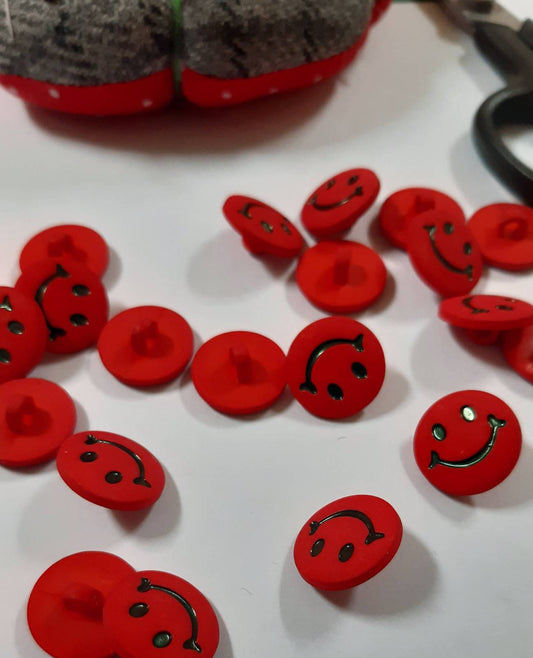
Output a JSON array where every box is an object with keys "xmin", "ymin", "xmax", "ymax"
[
  {"xmin": 102, "ymin": 245, "xmax": 122, "ymax": 292},
  {"xmin": 0, "ymin": 459, "xmax": 56, "ymax": 484},
  {"xmin": 32, "ymin": 350, "xmax": 87, "ymax": 386},
  {"xmin": 212, "ymin": 603, "xmax": 234, "ymax": 658}
]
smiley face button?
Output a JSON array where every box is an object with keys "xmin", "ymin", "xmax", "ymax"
[
  {"xmin": 103, "ymin": 570, "xmax": 220, "ymax": 658},
  {"xmin": 223, "ymin": 195, "xmax": 304, "ymax": 258},
  {"xmin": 301, "ymin": 168, "xmax": 380, "ymax": 238},
  {"xmin": 407, "ymin": 209, "xmax": 482, "ymax": 297},
  {"xmin": 293, "ymin": 495, "xmax": 402, "ymax": 590},
  {"xmin": 56, "ymin": 431, "xmax": 165, "ymax": 510},
  {"xmin": 439, "ymin": 294, "xmax": 533, "ymax": 332},
  {"xmin": 413, "ymin": 390, "xmax": 522, "ymax": 496},
  {"xmin": 286, "ymin": 317, "xmax": 385, "ymax": 419}
]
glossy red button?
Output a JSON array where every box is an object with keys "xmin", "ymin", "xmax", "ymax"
[
  {"xmin": 0, "ymin": 378, "xmax": 76, "ymax": 467},
  {"xmin": 97, "ymin": 306, "xmax": 193, "ymax": 387},
  {"xmin": 379, "ymin": 187, "xmax": 465, "ymax": 250},
  {"xmin": 468, "ymin": 203, "xmax": 533, "ymax": 271},
  {"xmin": 293, "ymin": 495, "xmax": 402, "ymax": 590},
  {"xmin": 191, "ymin": 331, "xmax": 286, "ymax": 415},
  {"xmin": 407, "ymin": 210, "xmax": 482, "ymax": 297},
  {"xmin": 502, "ymin": 323, "xmax": 533, "ymax": 384},
  {"xmin": 27, "ymin": 551, "xmax": 136, "ymax": 658},
  {"xmin": 439, "ymin": 294, "xmax": 533, "ymax": 331},
  {"xmin": 223, "ymin": 196, "xmax": 304, "ymax": 258},
  {"xmin": 103, "ymin": 570, "xmax": 220, "ymax": 658},
  {"xmin": 16, "ymin": 260, "xmax": 109, "ymax": 354},
  {"xmin": 19, "ymin": 225, "xmax": 109, "ymax": 278},
  {"xmin": 413, "ymin": 390, "xmax": 522, "ymax": 496},
  {"xmin": 301, "ymin": 168, "xmax": 380, "ymax": 238},
  {"xmin": 0, "ymin": 286, "xmax": 47, "ymax": 383},
  {"xmin": 286, "ymin": 317, "xmax": 385, "ymax": 419},
  {"xmin": 56, "ymin": 431, "xmax": 165, "ymax": 511},
  {"xmin": 296, "ymin": 240, "xmax": 387, "ymax": 314}
]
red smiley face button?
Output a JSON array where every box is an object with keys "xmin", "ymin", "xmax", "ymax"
[
  {"xmin": 286, "ymin": 317, "xmax": 385, "ymax": 420},
  {"xmin": 439, "ymin": 294, "xmax": 533, "ymax": 331},
  {"xmin": 293, "ymin": 495, "xmax": 402, "ymax": 590},
  {"xmin": 296, "ymin": 240, "xmax": 387, "ymax": 314},
  {"xmin": 502, "ymin": 323, "xmax": 533, "ymax": 384},
  {"xmin": 407, "ymin": 210, "xmax": 482, "ymax": 297},
  {"xmin": 56, "ymin": 431, "xmax": 165, "ymax": 510},
  {"xmin": 27, "ymin": 551, "xmax": 136, "ymax": 658},
  {"xmin": 413, "ymin": 390, "xmax": 522, "ymax": 496},
  {"xmin": 97, "ymin": 306, "xmax": 194, "ymax": 387},
  {"xmin": 223, "ymin": 195, "xmax": 304, "ymax": 258},
  {"xmin": 103, "ymin": 570, "xmax": 220, "ymax": 658},
  {"xmin": 0, "ymin": 378, "xmax": 76, "ymax": 468},
  {"xmin": 301, "ymin": 168, "xmax": 380, "ymax": 238}
]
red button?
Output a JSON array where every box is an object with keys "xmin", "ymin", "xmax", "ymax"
[
  {"xmin": 191, "ymin": 331, "xmax": 286, "ymax": 415},
  {"xmin": 0, "ymin": 378, "xmax": 76, "ymax": 467},
  {"xmin": 56, "ymin": 431, "xmax": 165, "ymax": 511},
  {"xmin": 97, "ymin": 306, "xmax": 194, "ymax": 387},
  {"xmin": 293, "ymin": 495, "xmax": 402, "ymax": 590},
  {"xmin": 439, "ymin": 294, "xmax": 533, "ymax": 331},
  {"xmin": 16, "ymin": 260, "xmax": 109, "ymax": 354},
  {"xmin": 413, "ymin": 390, "xmax": 522, "ymax": 496},
  {"xmin": 502, "ymin": 323, "xmax": 533, "ymax": 384},
  {"xmin": 0, "ymin": 286, "xmax": 47, "ymax": 383},
  {"xmin": 407, "ymin": 210, "xmax": 482, "ymax": 297},
  {"xmin": 467, "ymin": 203, "xmax": 533, "ymax": 271},
  {"xmin": 286, "ymin": 317, "xmax": 385, "ymax": 419},
  {"xmin": 103, "ymin": 570, "xmax": 220, "ymax": 658},
  {"xmin": 223, "ymin": 196, "xmax": 304, "ymax": 258},
  {"xmin": 27, "ymin": 551, "xmax": 136, "ymax": 658},
  {"xmin": 379, "ymin": 187, "xmax": 465, "ymax": 250},
  {"xmin": 301, "ymin": 168, "xmax": 380, "ymax": 238},
  {"xmin": 19, "ymin": 225, "xmax": 109, "ymax": 278},
  {"xmin": 296, "ymin": 240, "xmax": 387, "ymax": 314}
]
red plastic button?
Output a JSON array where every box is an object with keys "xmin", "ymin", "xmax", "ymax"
[
  {"xmin": 19, "ymin": 225, "xmax": 109, "ymax": 278},
  {"xmin": 27, "ymin": 551, "xmax": 136, "ymax": 658},
  {"xmin": 97, "ymin": 306, "xmax": 194, "ymax": 387},
  {"xmin": 0, "ymin": 286, "xmax": 47, "ymax": 383},
  {"xmin": 293, "ymin": 495, "xmax": 402, "ymax": 590},
  {"xmin": 223, "ymin": 196, "xmax": 304, "ymax": 258},
  {"xmin": 103, "ymin": 570, "xmax": 220, "ymax": 658},
  {"xmin": 467, "ymin": 203, "xmax": 533, "ymax": 271},
  {"xmin": 439, "ymin": 294, "xmax": 533, "ymax": 331},
  {"xmin": 413, "ymin": 390, "xmax": 522, "ymax": 496},
  {"xmin": 56, "ymin": 431, "xmax": 165, "ymax": 511},
  {"xmin": 296, "ymin": 240, "xmax": 387, "ymax": 314},
  {"xmin": 502, "ymin": 323, "xmax": 533, "ymax": 384},
  {"xmin": 301, "ymin": 168, "xmax": 380, "ymax": 238},
  {"xmin": 379, "ymin": 188, "xmax": 465, "ymax": 250},
  {"xmin": 286, "ymin": 317, "xmax": 385, "ymax": 419},
  {"xmin": 191, "ymin": 331, "xmax": 286, "ymax": 415},
  {"xmin": 16, "ymin": 260, "xmax": 109, "ymax": 354},
  {"xmin": 0, "ymin": 378, "xmax": 76, "ymax": 467},
  {"xmin": 407, "ymin": 209, "xmax": 482, "ymax": 297}
]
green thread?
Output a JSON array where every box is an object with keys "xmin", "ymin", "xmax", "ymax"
[{"xmin": 170, "ymin": 0, "xmax": 183, "ymax": 94}]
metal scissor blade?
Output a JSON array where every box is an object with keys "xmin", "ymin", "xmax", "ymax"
[{"xmin": 440, "ymin": 0, "xmax": 522, "ymax": 34}]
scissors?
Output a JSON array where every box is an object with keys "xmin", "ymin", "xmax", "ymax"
[{"xmin": 440, "ymin": 0, "xmax": 533, "ymax": 206}]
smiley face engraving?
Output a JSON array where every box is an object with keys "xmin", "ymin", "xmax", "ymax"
[
  {"xmin": 423, "ymin": 224, "xmax": 474, "ymax": 280},
  {"xmin": 80, "ymin": 434, "xmax": 152, "ymax": 488},
  {"xmin": 307, "ymin": 175, "xmax": 363, "ymax": 211},
  {"xmin": 439, "ymin": 295, "xmax": 533, "ymax": 332}
]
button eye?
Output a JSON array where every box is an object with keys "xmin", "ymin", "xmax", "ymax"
[
  {"xmin": 311, "ymin": 538, "xmax": 325, "ymax": 557},
  {"xmin": 463, "ymin": 242, "xmax": 472, "ymax": 255},
  {"xmin": 461, "ymin": 406, "xmax": 476, "ymax": 422},
  {"xmin": 444, "ymin": 223, "xmax": 454, "ymax": 234},
  {"xmin": 327, "ymin": 383, "xmax": 343, "ymax": 400},
  {"xmin": 338, "ymin": 543, "xmax": 354, "ymax": 562},
  {"xmin": 432, "ymin": 423, "xmax": 447, "ymax": 441},
  {"xmin": 351, "ymin": 362, "xmax": 367, "ymax": 379}
]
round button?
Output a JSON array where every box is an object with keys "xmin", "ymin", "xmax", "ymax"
[
  {"xmin": 413, "ymin": 390, "xmax": 522, "ymax": 496},
  {"xmin": 407, "ymin": 209, "xmax": 482, "ymax": 297},
  {"xmin": 301, "ymin": 168, "xmax": 380, "ymax": 238},
  {"xmin": 439, "ymin": 294, "xmax": 533, "ymax": 331},
  {"xmin": 56, "ymin": 431, "xmax": 165, "ymax": 511},
  {"xmin": 223, "ymin": 196, "xmax": 304, "ymax": 258},
  {"xmin": 103, "ymin": 570, "xmax": 220, "ymax": 658},
  {"xmin": 16, "ymin": 260, "xmax": 109, "ymax": 354},
  {"xmin": 286, "ymin": 317, "xmax": 385, "ymax": 419},
  {"xmin": 27, "ymin": 551, "xmax": 136, "ymax": 658},
  {"xmin": 97, "ymin": 306, "xmax": 194, "ymax": 387},
  {"xmin": 191, "ymin": 331, "xmax": 286, "ymax": 415},
  {"xmin": 0, "ymin": 378, "xmax": 76, "ymax": 467},
  {"xmin": 19, "ymin": 225, "xmax": 109, "ymax": 278},
  {"xmin": 467, "ymin": 203, "xmax": 533, "ymax": 271},
  {"xmin": 379, "ymin": 187, "xmax": 465, "ymax": 250},
  {"xmin": 0, "ymin": 286, "xmax": 47, "ymax": 383},
  {"xmin": 296, "ymin": 240, "xmax": 387, "ymax": 314},
  {"xmin": 293, "ymin": 495, "xmax": 402, "ymax": 590},
  {"xmin": 502, "ymin": 323, "xmax": 533, "ymax": 384}
]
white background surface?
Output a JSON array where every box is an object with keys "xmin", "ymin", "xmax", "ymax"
[{"xmin": 0, "ymin": 2, "xmax": 532, "ymax": 657}]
